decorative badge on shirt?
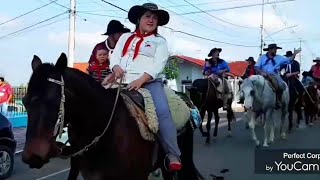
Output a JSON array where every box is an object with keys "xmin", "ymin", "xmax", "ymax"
[{"xmin": 141, "ymin": 41, "xmax": 156, "ymax": 57}]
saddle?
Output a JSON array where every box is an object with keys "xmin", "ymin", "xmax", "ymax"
[{"xmin": 119, "ymin": 87, "xmax": 202, "ymax": 142}]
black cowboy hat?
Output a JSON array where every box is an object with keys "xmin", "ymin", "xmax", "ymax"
[
  {"xmin": 208, "ymin": 48, "xmax": 222, "ymax": 57},
  {"xmin": 128, "ymin": 3, "xmax": 170, "ymax": 26},
  {"xmin": 284, "ymin": 51, "xmax": 293, "ymax": 57},
  {"xmin": 245, "ymin": 56, "xmax": 255, "ymax": 63},
  {"xmin": 102, "ymin": 20, "xmax": 131, "ymax": 35},
  {"xmin": 313, "ymin": 57, "xmax": 320, "ymax": 62},
  {"xmin": 263, "ymin": 43, "xmax": 282, "ymax": 51},
  {"xmin": 302, "ymin": 71, "xmax": 312, "ymax": 77}
]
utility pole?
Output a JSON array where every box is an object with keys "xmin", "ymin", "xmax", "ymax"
[
  {"xmin": 68, "ymin": 0, "xmax": 76, "ymax": 68},
  {"xmin": 260, "ymin": 0, "xmax": 265, "ymax": 55},
  {"xmin": 299, "ymin": 39, "xmax": 302, "ymax": 65}
]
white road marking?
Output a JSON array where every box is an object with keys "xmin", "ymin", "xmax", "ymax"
[
  {"xmin": 15, "ymin": 150, "xmax": 23, "ymax": 154},
  {"xmin": 35, "ymin": 168, "xmax": 70, "ymax": 180}
]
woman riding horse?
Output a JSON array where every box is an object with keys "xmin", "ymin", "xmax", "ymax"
[{"xmin": 102, "ymin": 2, "xmax": 181, "ymax": 171}]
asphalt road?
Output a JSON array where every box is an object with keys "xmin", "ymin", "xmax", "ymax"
[{"xmin": 7, "ymin": 111, "xmax": 320, "ymax": 180}]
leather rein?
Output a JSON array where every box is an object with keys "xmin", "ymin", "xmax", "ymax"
[{"xmin": 47, "ymin": 75, "xmax": 123, "ymax": 158}]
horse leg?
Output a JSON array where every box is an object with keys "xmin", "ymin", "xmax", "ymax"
[
  {"xmin": 244, "ymin": 110, "xmax": 250, "ymax": 129},
  {"xmin": 212, "ymin": 109, "xmax": 220, "ymax": 140},
  {"xmin": 304, "ymin": 110, "xmax": 310, "ymax": 126},
  {"xmin": 162, "ymin": 123, "xmax": 204, "ymax": 180},
  {"xmin": 263, "ymin": 110, "xmax": 272, "ymax": 147},
  {"xmin": 295, "ymin": 105, "xmax": 303, "ymax": 127},
  {"xmin": 226, "ymin": 108, "xmax": 235, "ymax": 137},
  {"xmin": 205, "ymin": 111, "xmax": 213, "ymax": 143},
  {"xmin": 280, "ymin": 106, "xmax": 288, "ymax": 139},
  {"xmin": 288, "ymin": 106, "xmax": 293, "ymax": 133},
  {"xmin": 249, "ymin": 112, "xmax": 259, "ymax": 146},
  {"xmin": 199, "ymin": 109, "xmax": 208, "ymax": 137},
  {"xmin": 67, "ymin": 157, "xmax": 80, "ymax": 180}
]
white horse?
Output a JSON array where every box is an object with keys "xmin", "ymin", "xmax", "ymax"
[{"xmin": 240, "ymin": 75, "xmax": 289, "ymax": 147}]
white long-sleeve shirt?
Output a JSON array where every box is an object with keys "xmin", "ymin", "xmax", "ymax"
[{"xmin": 109, "ymin": 32, "xmax": 169, "ymax": 84}]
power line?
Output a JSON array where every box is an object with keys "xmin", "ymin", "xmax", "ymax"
[
  {"xmin": 173, "ymin": 30, "xmax": 259, "ymax": 47},
  {"xmin": 98, "ymin": 0, "xmax": 258, "ymax": 47},
  {"xmin": 0, "ymin": 11, "xmax": 69, "ymax": 40},
  {"xmin": 0, "ymin": 0, "xmax": 59, "ymax": 26},
  {"xmin": 164, "ymin": 0, "xmax": 256, "ymax": 8},
  {"xmin": 100, "ymin": 0, "xmax": 128, "ymax": 12},
  {"xmin": 146, "ymin": 0, "xmax": 250, "ymax": 39},
  {"xmin": 179, "ymin": 0, "xmax": 295, "ymax": 15},
  {"xmin": 77, "ymin": 12, "xmax": 124, "ymax": 18},
  {"xmin": 184, "ymin": 0, "xmax": 258, "ymax": 29},
  {"xmin": 7, "ymin": 16, "xmax": 68, "ymax": 38},
  {"xmin": 47, "ymin": 0, "xmax": 70, "ymax": 10}
]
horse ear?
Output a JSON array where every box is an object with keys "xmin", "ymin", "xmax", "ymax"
[
  {"xmin": 31, "ymin": 55, "xmax": 42, "ymax": 71},
  {"xmin": 55, "ymin": 53, "xmax": 68, "ymax": 72}
]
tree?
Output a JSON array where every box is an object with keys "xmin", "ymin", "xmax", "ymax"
[{"xmin": 161, "ymin": 56, "xmax": 179, "ymax": 80}]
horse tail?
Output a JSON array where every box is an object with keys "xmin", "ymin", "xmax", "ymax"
[{"xmin": 177, "ymin": 121, "xmax": 204, "ymax": 180}]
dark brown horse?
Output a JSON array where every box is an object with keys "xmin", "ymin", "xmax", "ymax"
[
  {"xmin": 303, "ymin": 85, "xmax": 319, "ymax": 126},
  {"xmin": 188, "ymin": 78, "xmax": 236, "ymax": 144},
  {"xmin": 21, "ymin": 53, "xmax": 203, "ymax": 180}
]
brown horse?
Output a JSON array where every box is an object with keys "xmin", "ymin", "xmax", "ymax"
[
  {"xmin": 188, "ymin": 78, "xmax": 236, "ymax": 144},
  {"xmin": 21, "ymin": 53, "xmax": 203, "ymax": 180}
]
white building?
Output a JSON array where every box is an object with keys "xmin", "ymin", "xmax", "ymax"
[{"xmin": 167, "ymin": 55, "xmax": 248, "ymax": 109}]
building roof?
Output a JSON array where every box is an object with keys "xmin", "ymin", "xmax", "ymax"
[
  {"xmin": 74, "ymin": 63, "xmax": 88, "ymax": 74},
  {"xmin": 73, "ymin": 55, "xmax": 249, "ymax": 77},
  {"xmin": 174, "ymin": 55, "xmax": 248, "ymax": 77}
]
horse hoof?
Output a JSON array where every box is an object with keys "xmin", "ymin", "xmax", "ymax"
[
  {"xmin": 205, "ymin": 138, "xmax": 210, "ymax": 144},
  {"xmin": 268, "ymin": 140, "xmax": 274, "ymax": 144},
  {"xmin": 263, "ymin": 143, "xmax": 269, "ymax": 147},
  {"xmin": 202, "ymin": 132, "xmax": 209, "ymax": 137},
  {"xmin": 212, "ymin": 136, "xmax": 217, "ymax": 142},
  {"xmin": 309, "ymin": 123, "xmax": 313, "ymax": 127},
  {"xmin": 255, "ymin": 141, "xmax": 260, "ymax": 146},
  {"xmin": 227, "ymin": 131, "xmax": 232, "ymax": 137},
  {"xmin": 281, "ymin": 133, "xmax": 286, "ymax": 139},
  {"xmin": 151, "ymin": 169, "xmax": 161, "ymax": 177}
]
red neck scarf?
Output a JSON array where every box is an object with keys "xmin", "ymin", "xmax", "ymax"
[
  {"xmin": 122, "ymin": 29, "xmax": 155, "ymax": 60},
  {"xmin": 89, "ymin": 62, "xmax": 109, "ymax": 81}
]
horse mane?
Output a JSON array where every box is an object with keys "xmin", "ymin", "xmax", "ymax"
[{"xmin": 27, "ymin": 63, "xmax": 56, "ymax": 95}]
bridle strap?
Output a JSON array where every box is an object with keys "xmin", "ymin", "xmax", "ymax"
[
  {"xmin": 47, "ymin": 75, "xmax": 124, "ymax": 158},
  {"xmin": 48, "ymin": 77, "xmax": 65, "ymax": 139}
]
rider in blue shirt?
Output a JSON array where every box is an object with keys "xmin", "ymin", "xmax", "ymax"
[
  {"xmin": 255, "ymin": 44, "xmax": 301, "ymax": 109},
  {"xmin": 203, "ymin": 48, "xmax": 231, "ymax": 110}
]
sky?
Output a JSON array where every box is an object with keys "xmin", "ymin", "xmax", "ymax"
[{"xmin": 0, "ymin": 0, "xmax": 319, "ymax": 86}]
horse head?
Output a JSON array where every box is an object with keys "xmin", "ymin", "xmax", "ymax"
[
  {"xmin": 240, "ymin": 75, "xmax": 264, "ymax": 110},
  {"xmin": 187, "ymin": 79, "xmax": 208, "ymax": 109},
  {"xmin": 22, "ymin": 53, "xmax": 68, "ymax": 168}
]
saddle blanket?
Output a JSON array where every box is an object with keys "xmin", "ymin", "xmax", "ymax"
[{"xmin": 121, "ymin": 87, "xmax": 201, "ymax": 141}]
